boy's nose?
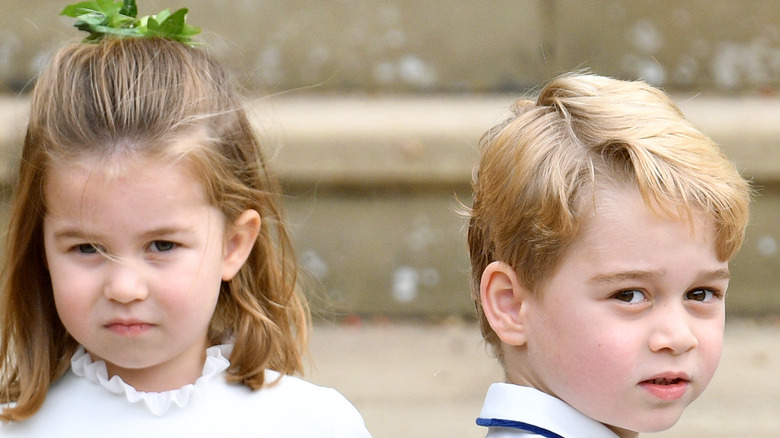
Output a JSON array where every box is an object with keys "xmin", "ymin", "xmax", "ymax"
[
  {"xmin": 647, "ymin": 304, "xmax": 698, "ymax": 355},
  {"xmin": 103, "ymin": 260, "xmax": 149, "ymax": 303}
]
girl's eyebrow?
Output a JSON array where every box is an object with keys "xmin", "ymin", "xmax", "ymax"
[
  {"xmin": 51, "ymin": 226, "xmax": 193, "ymax": 241},
  {"xmin": 51, "ymin": 228, "xmax": 91, "ymax": 240},
  {"xmin": 139, "ymin": 227, "xmax": 193, "ymax": 239},
  {"xmin": 589, "ymin": 268, "xmax": 730, "ymax": 284}
]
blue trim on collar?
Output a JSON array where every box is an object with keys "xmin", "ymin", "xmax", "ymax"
[{"xmin": 477, "ymin": 417, "xmax": 565, "ymax": 438}]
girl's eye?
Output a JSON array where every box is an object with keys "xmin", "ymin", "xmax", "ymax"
[
  {"xmin": 76, "ymin": 243, "xmax": 99, "ymax": 254},
  {"xmin": 149, "ymin": 241, "xmax": 177, "ymax": 252},
  {"xmin": 685, "ymin": 289, "xmax": 716, "ymax": 302},
  {"xmin": 612, "ymin": 289, "xmax": 645, "ymax": 304}
]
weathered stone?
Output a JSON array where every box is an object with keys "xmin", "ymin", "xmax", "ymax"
[
  {"xmin": 5, "ymin": 1, "xmax": 780, "ymax": 92},
  {"xmin": 0, "ymin": 97, "xmax": 778, "ymax": 317}
]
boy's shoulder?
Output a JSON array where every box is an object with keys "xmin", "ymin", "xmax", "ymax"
[{"xmin": 477, "ymin": 383, "xmax": 619, "ymax": 438}]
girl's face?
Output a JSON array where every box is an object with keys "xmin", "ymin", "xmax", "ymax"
[{"xmin": 43, "ymin": 155, "xmax": 238, "ymax": 391}]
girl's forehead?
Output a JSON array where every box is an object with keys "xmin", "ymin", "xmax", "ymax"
[
  {"xmin": 47, "ymin": 126, "xmax": 211, "ymax": 180},
  {"xmin": 43, "ymin": 153, "xmax": 209, "ymax": 215},
  {"xmin": 44, "ymin": 153, "xmax": 211, "ymax": 216},
  {"xmin": 48, "ymin": 151, "xmax": 195, "ymax": 183}
]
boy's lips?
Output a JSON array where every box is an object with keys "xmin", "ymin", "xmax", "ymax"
[{"xmin": 638, "ymin": 372, "xmax": 691, "ymax": 400}]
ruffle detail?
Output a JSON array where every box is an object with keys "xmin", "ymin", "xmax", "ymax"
[{"xmin": 71, "ymin": 344, "xmax": 232, "ymax": 416}]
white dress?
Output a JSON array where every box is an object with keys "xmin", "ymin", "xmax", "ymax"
[{"xmin": 0, "ymin": 344, "xmax": 372, "ymax": 437}]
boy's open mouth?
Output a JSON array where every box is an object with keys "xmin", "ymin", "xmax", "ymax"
[
  {"xmin": 643, "ymin": 377, "xmax": 686, "ymax": 385},
  {"xmin": 638, "ymin": 375, "xmax": 690, "ymax": 400}
]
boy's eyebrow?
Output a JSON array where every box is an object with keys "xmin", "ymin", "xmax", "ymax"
[
  {"xmin": 589, "ymin": 268, "xmax": 731, "ymax": 284},
  {"xmin": 699, "ymin": 268, "xmax": 732, "ymax": 281},
  {"xmin": 588, "ymin": 270, "xmax": 662, "ymax": 284}
]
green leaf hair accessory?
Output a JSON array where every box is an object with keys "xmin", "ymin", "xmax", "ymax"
[{"xmin": 61, "ymin": 0, "xmax": 201, "ymax": 46}]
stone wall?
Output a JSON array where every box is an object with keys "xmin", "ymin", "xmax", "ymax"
[
  {"xmin": 1, "ymin": 1, "xmax": 779, "ymax": 317},
  {"xmin": 3, "ymin": 1, "xmax": 780, "ymax": 93}
]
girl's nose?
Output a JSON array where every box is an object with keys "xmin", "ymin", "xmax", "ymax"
[
  {"xmin": 103, "ymin": 260, "xmax": 149, "ymax": 303},
  {"xmin": 647, "ymin": 304, "xmax": 699, "ymax": 355}
]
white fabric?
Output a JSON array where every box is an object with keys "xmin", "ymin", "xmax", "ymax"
[
  {"xmin": 1, "ymin": 345, "xmax": 371, "ymax": 437},
  {"xmin": 478, "ymin": 383, "xmax": 619, "ymax": 438},
  {"xmin": 70, "ymin": 344, "xmax": 229, "ymax": 416}
]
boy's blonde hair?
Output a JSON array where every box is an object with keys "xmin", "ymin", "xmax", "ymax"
[
  {"xmin": 0, "ymin": 38, "xmax": 308, "ymax": 421},
  {"xmin": 467, "ymin": 73, "xmax": 750, "ymax": 362}
]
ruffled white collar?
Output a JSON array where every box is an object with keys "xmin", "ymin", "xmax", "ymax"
[{"xmin": 70, "ymin": 344, "xmax": 232, "ymax": 416}]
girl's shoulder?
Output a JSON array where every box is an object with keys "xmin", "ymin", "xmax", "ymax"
[
  {"xmin": 221, "ymin": 369, "xmax": 371, "ymax": 435},
  {"xmin": 0, "ymin": 346, "xmax": 371, "ymax": 437}
]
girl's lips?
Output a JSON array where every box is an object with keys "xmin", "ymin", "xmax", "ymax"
[
  {"xmin": 638, "ymin": 374, "xmax": 691, "ymax": 400},
  {"xmin": 105, "ymin": 321, "xmax": 154, "ymax": 336}
]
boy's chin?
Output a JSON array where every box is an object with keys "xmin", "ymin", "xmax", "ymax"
[{"xmin": 605, "ymin": 410, "xmax": 685, "ymax": 437}]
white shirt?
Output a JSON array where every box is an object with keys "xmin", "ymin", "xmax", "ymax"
[
  {"xmin": 477, "ymin": 383, "xmax": 619, "ymax": 438},
  {"xmin": 0, "ymin": 345, "xmax": 371, "ymax": 437}
]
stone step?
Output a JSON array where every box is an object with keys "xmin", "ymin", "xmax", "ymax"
[
  {"xmin": 0, "ymin": 94, "xmax": 778, "ymax": 316},
  {"xmin": 264, "ymin": 95, "xmax": 780, "ymax": 316}
]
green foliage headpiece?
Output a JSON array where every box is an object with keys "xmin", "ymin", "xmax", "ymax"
[{"xmin": 61, "ymin": 0, "xmax": 201, "ymax": 46}]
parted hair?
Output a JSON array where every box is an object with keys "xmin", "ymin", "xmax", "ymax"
[
  {"xmin": 467, "ymin": 73, "xmax": 751, "ymax": 362},
  {"xmin": 0, "ymin": 37, "xmax": 308, "ymax": 422}
]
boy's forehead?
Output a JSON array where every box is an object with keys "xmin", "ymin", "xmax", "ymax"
[
  {"xmin": 588, "ymin": 181, "xmax": 703, "ymax": 224},
  {"xmin": 542, "ymin": 184, "xmax": 726, "ymax": 293},
  {"xmin": 579, "ymin": 184, "xmax": 715, "ymax": 249}
]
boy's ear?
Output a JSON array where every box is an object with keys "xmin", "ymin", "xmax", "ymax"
[
  {"xmin": 480, "ymin": 261, "xmax": 530, "ymax": 346},
  {"xmin": 221, "ymin": 209, "xmax": 261, "ymax": 281}
]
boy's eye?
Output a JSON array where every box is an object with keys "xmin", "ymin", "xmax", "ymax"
[
  {"xmin": 149, "ymin": 241, "xmax": 177, "ymax": 252},
  {"xmin": 685, "ymin": 289, "xmax": 716, "ymax": 302},
  {"xmin": 612, "ymin": 289, "xmax": 645, "ymax": 304}
]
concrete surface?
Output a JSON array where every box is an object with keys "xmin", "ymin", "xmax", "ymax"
[{"xmin": 306, "ymin": 318, "xmax": 780, "ymax": 437}]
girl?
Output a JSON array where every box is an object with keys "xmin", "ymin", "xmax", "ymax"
[{"xmin": 0, "ymin": 5, "xmax": 370, "ymax": 437}]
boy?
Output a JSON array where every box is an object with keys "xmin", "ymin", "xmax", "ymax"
[{"xmin": 467, "ymin": 73, "xmax": 750, "ymax": 437}]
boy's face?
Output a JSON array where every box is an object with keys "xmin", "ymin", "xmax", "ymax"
[{"xmin": 515, "ymin": 186, "xmax": 727, "ymax": 436}]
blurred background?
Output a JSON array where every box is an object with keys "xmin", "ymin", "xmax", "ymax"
[{"xmin": 1, "ymin": 1, "xmax": 779, "ymax": 436}]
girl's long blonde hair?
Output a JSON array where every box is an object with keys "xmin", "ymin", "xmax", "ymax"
[{"xmin": 0, "ymin": 37, "xmax": 308, "ymax": 422}]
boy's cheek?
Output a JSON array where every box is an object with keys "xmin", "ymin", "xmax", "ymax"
[{"xmin": 697, "ymin": 324, "xmax": 725, "ymax": 379}]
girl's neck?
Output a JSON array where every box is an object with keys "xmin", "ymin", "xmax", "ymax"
[{"xmin": 100, "ymin": 343, "xmax": 209, "ymax": 392}]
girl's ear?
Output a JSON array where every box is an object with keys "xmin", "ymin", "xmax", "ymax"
[
  {"xmin": 221, "ymin": 209, "xmax": 261, "ymax": 281},
  {"xmin": 480, "ymin": 261, "xmax": 530, "ymax": 347}
]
